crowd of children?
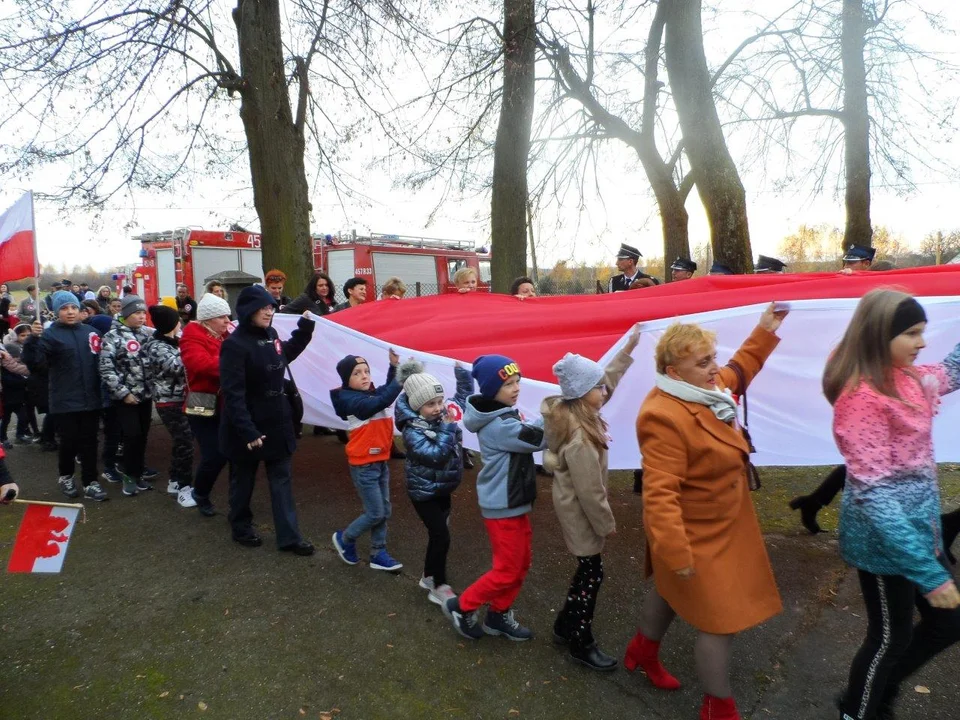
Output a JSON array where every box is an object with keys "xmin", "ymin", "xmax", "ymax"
[{"xmin": 3, "ymin": 276, "xmax": 960, "ymax": 720}]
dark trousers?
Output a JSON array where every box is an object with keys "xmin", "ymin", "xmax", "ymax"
[
  {"xmin": 55, "ymin": 410, "xmax": 99, "ymax": 487},
  {"xmin": 188, "ymin": 414, "xmax": 227, "ymax": 498},
  {"xmin": 156, "ymin": 405, "xmax": 194, "ymax": 484},
  {"xmin": 1, "ymin": 401, "xmax": 33, "ymax": 440},
  {"xmin": 841, "ymin": 569, "xmax": 960, "ymax": 719},
  {"xmin": 40, "ymin": 412, "xmax": 56, "ymax": 444},
  {"xmin": 809, "ymin": 465, "xmax": 847, "ymax": 507},
  {"xmin": 227, "ymin": 455, "xmax": 302, "ymax": 547},
  {"xmin": 115, "ymin": 400, "xmax": 153, "ymax": 479},
  {"xmin": 555, "ymin": 554, "xmax": 605, "ymax": 650},
  {"xmin": 101, "ymin": 405, "xmax": 121, "ymax": 470},
  {"xmin": 411, "ymin": 495, "xmax": 452, "ymax": 585}
]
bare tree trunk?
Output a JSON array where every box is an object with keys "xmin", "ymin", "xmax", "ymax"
[
  {"xmin": 490, "ymin": 0, "xmax": 536, "ymax": 293},
  {"xmin": 842, "ymin": 0, "xmax": 872, "ymax": 247},
  {"xmin": 641, "ymin": 4, "xmax": 690, "ymax": 280},
  {"xmin": 664, "ymin": 0, "xmax": 753, "ymax": 273},
  {"xmin": 526, "ymin": 200, "xmax": 539, "ymax": 282},
  {"xmin": 233, "ymin": 0, "xmax": 313, "ymax": 284}
]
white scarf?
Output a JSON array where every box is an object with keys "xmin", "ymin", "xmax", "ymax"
[{"xmin": 655, "ymin": 373, "xmax": 738, "ymax": 424}]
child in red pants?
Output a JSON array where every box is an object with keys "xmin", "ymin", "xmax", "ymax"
[{"xmin": 442, "ymin": 354, "xmax": 546, "ymax": 641}]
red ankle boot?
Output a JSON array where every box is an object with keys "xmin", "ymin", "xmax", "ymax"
[
  {"xmin": 622, "ymin": 631, "xmax": 681, "ymax": 690},
  {"xmin": 699, "ymin": 694, "xmax": 740, "ymax": 720}
]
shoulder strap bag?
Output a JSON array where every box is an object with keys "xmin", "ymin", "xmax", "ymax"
[{"xmin": 726, "ymin": 360, "xmax": 762, "ymax": 492}]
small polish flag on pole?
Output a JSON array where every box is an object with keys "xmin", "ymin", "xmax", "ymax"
[
  {"xmin": 7, "ymin": 503, "xmax": 81, "ymax": 573},
  {"xmin": 0, "ymin": 192, "xmax": 39, "ymax": 282}
]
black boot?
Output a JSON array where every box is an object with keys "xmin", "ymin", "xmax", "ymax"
[
  {"xmin": 789, "ymin": 495, "xmax": 824, "ymax": 534},
  {"xmin": 941, "ymin": 509, "xmax": 960, "ymax": 565},
  {"xmin": 461, "ymin": 447, "xmax": 475, "ymax": 470},
  {"xmin": 569, "ymin": 643, "xmax": 618, "ymax": 672},
  {"xmin": 633, "ymin": 469, "xmax": 643, "ymax": 494}
]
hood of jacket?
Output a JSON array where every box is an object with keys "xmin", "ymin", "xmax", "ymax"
[
  {"xmin": 235, "ymin": 285, "xmax": 278, "ymax": 326},
  {"xmin": 181, "ymin": 318, "xmax": 226, "ymax": 343},
  {"xmin": 395, "ymin": 392, "xmax": 438, "ymax": 433},
  {"xmin": 463, "ymin": 394, "xmax": 517, "ymax": 433}
]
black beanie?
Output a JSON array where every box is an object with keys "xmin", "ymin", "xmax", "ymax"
[
  {"xmin": 149, "ymin": 304, "xmax": 180, "ymax": 335},
  {"xmin": 336, "ymin": 355, "xmax": 369, "ymax": 386},
  {"xmin": 889, "ymin": 297, "xmax": 927, "ymax": 340}
]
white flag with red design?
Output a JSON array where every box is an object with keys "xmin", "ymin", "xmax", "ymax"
[
  {"xmin": 0, "ymin": 192, "xmax": 38, "ymax": 281},
  {"xmin": 7, "ymin": 504, "xmax": 80, "ymax": 573}
]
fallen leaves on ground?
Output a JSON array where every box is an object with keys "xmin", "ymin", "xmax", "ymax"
[
  {"xmin": 915, "ymin": 686, "xmax": 931, "ymax": 694},
  {"xmin": 198, "ymin": 701, "xmax": 208, "ymax": 711}
]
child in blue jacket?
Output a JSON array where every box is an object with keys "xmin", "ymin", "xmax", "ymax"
[
  {"xmin": 394, "ymin": 360, "xmax": 472, "ymax": 607},
  {"xmin": 441, "ymin": 354, "xmax": 547, "ymax": 642},
  {"xmin": 330, "ymin": 349, "xmax": 404, "ymax": 572}
]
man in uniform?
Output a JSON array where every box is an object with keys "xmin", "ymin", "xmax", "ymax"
[
  {"xmin": 669, "ymin": 257, "xmax": 697, "ymax": 281},
  {"xmin": 755, "ymin": 255, "xmax": 787, "ymax": 274},
  {"xmin": 708, "ymin": 261, "xmax": 735, "ymax": 276},
  {"xmin": 609, "ymin": 243, "xmax": 660, "ymax": 292},
  {"xmin": 842, "ymin": 244, "xmax": 875, "ymax": 271}
]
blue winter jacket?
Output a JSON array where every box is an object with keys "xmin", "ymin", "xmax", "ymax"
[
  {"xmin": 394, "ymin": 365, "xmax": 472, "ymax": 502},
  {"xmin": 22, "ymin": 322, "xmax": 104, "ymax": 414},
  {"xmin": 462, "ymin": 395, "xmax": 547, "ymax": 519}
]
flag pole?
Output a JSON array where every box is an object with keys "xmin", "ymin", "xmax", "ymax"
[
  {"xmin": 13, "ymin": 498, "xmax": 86, "ymax": 523},
  {"xmin": 30, "ymin": 191, "xmax": 40, "ymax": 325}
]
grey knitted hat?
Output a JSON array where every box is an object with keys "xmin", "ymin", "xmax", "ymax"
[
  {"xmin": 120, "ymin": 294, "xmax": 147, "ymax": 319},
  {"xmin": 397, "ymin": 359, "xmax": 445, "ymax": 411},
  {"xmin": 553, "ymin": 353, "xmax": 605, "ymax": 400}
]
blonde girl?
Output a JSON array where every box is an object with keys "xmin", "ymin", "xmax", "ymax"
[{"xmin": 542, "ymin": 324, "xmax": 639, "ymax": 670}]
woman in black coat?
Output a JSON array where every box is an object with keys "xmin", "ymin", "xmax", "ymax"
[
  {"xmin": 280, "ymin": 271, "xmax": 336, "ymax": 315},
  {"xmin": 219, "ymin": 284, "xmax": 315, "ymax": 554}
]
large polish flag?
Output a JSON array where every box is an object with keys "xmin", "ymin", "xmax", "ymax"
[
  {"xmin": 272, "ymin": 265, "xmax": 960, "ymax": 469},
  {"xmin": 7, "ymin": 504, "xmax": 81, "ymax": 573},
  {"xmin": 0, "ymin": 192, "xmax": 38, "ymax": 281}
]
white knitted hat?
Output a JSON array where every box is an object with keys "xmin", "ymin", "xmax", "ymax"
[
  {"xmin": 397, "ymin": 359, "xmax": 445, "ymax": 411},
  {"xmin": 197, "ymin": 293, "xmax": 231, "ymax": 321},
  {"xmin": 553, "ymin": 353, "xmax": 605, "ymax": 400}
]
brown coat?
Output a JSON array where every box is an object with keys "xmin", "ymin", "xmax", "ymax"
[
  {"xmin": 542, "ymin": 347, "xmax": 633, "ymax": 557},
  {"xmin": 637, "ymin": 326, "xmax": 782, "ymax": 635}
]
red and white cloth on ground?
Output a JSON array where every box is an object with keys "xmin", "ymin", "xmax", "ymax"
[
  {"xmin": 8, "ymin": 504, "xmax": 81, "ymax": 573},
  {"xmin": 272, "ymin": 265, "xmax": 960, "ymax": 469},
  {"xmin": 0, "ymin": 192, "xmax": 38, "ymax": 282}
]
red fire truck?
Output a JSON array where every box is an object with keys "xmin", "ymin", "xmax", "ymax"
[{"xmin": 128, "ymin": 228, "xmax": 490, "ymax": 306}]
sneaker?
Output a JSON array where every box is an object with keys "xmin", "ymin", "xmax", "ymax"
[
  {"xmin": 121, "ymin": 475, "xmax": 139, "ymax": 497},
  {"xmin": 177, "ymin": 485, "xmax": 198, "ymax": 508},
  {"xmin": 136, "ymin": 476, "xmax": 154, "ymax": 491},
  {"xmin": 429, "ymin": 584, "xmax": 457, "ymax": 606},
  {"xmin": 369, "ymin": 549, "xmax": 402, "ymax": 572},
  {"xmin": 192, "ymin": 490, "xmax": 215, "ymax": 517},
  {"xmin": 442, "ymin": 597, "xmax": 484, "ymax": 640},
  {"xmin": 58, "ymin": 475, "xmax": 80, "ymax": 499},
  {"xmin": 167, "ymin": 479, "xmax": 180, "ymax": 495},
  {"xmin": 83, "ymin": 481, "xmax": 109, "ymax": 502},
  {"xmin": 332, "ymin": 531, "xmax": 359, "ymax": 565},
  {"xmin": 141, "ymin": 466, "xmax": 159, "ymax": 480},
  {"xmin": 482, "ymin": 608, "xmax": 534, "ymax": 642},
  {"xmin": 419, "ymin": 576, "xmax": 436, "ymax": 591},
  {"xmin": 101, "ymin": 467, "xmax": 123, "ymax": 484}
]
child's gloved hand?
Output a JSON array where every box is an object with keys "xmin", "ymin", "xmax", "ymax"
[
  {"xmin": 388, "ymin": 349, "xmax": 399, "ymax": 367},
  {"xmin": 0, "ymin": 483, "xmax": 19, "ymax": 504}
]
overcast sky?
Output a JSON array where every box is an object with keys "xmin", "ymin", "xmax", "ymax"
[{"xmin": 2, "ymin": 0, "xmax": 958, "ymax": 274}]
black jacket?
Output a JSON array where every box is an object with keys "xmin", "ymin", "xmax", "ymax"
[
  {"xmin": 22, "ymin": 322, "xmax": 104, "ymax": 414},
  {"xmin": 609, "ymin": 272, "xmax": 660, "ymax": 292},
  {"xmin": 219, "ymin": 286, "xmax": 314, "ymax": 462},
  {"xmin": 281, "ymin": 292, "xmax": 330, "ymax": 316}
]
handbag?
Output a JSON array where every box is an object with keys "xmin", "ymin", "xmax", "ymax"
[
  {"xmin": 184, "ymin": 391, "xmax": 217, "ymax": 417},
  {"xmin": 726, "ymin": 360, "xmax": 762, "ymax": 492},
  {"xmin": 284, "ymin": 365, "xmax": 304, "ymax": 426}
]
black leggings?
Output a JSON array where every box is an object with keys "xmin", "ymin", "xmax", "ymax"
[
  {"xmin": 1, "ymin": 401, "xmax": 37, "ymax": 439},
  {"xmin": 556, "ymin": 554, "xmax": 604, "ymax": 650},
  {"xmin": 841, "ymin": 569, "xmax": 960, "ymax": 719},
  {"xmin": 411, "ymin": 495, "xmax": 452, "ymax": 586},
  {"xmin": 115, "ymin": 400, "xmax": 152, "ymax": 478}
]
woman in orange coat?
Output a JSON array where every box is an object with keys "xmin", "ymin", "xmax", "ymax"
[{"xmin": 625, "ymin": 303, "xmax": 788, "ymax": 720}]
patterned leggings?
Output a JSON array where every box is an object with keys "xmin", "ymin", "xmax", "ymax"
[
  {"xmin": 156, "ymin": 405, "xmax": 195, "ymax": 486},
  {"xmin": 556, "ymin": 554, "xmax": 604, "ymax": 650}
]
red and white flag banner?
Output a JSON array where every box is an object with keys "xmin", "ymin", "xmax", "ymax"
[
  {"xmin": 8, "ymin": 504, "xmax": 80, "ymax": 573},
  {"xmin": 0, "ymin": 192, "xmax": 37, "ymax": 282},
  {"xmin": 274, "ymin": 265, "xmax": 960, "ymax": 469}
]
